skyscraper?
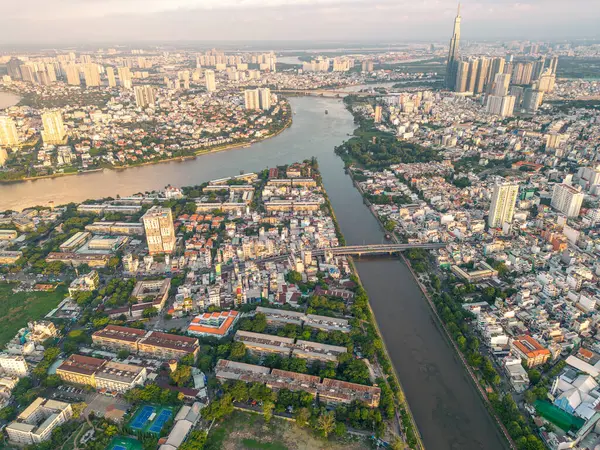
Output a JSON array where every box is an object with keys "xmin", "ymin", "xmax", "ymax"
[
  {"xmin": 41, "ymin": 111, "xmax": 67, "ymax": 145},
  {"xmin": 142, "ymin": 206, "xmax": 176, "ymax": 255},
  {"xmin": 64, "ymin": 64, "xmax": 80, "ymax": 86},
  {"xmin": 83, "ymin": 64, "xmax": 101, "ymax": 87},
  {"xmin": 205, "ymin": 69, "xmax": 216, "ymax": 92},
  {"xmin": 258, "ymin": 88, "xmax": 272, "ymax": 110},
  {"xmin": 0, "ymin": 116, "xmax": 20, "ymax": 147},
  {"xmin": 488, "ymin": 183, "xmax": 519, "ymax": 228},
  {"xmin": 117, "ymin": 67, "xmax": 132, "ymax": 89},
  {"xmin": 454, "ymin": 60, "xmax": 469, "ymax": 92},
  {"xmin": 106, "ymin": 67, "xmax": 116, "ymax": 87},
  {"xmin": 466, "ymin": 58, "xmax": 479, "ymax": 93},
  {"xmin": 445, "ymin": 3, "xmax": 461, "ymax": 90},
  {"xmin": 551, "ymin": 183, "xmax": 584, "ymax": 217},
  {"xmin": 244, "ymin": 89, "xmax": 260, "ymax": 110},
  {"xmin": 474, "ymin": 57, "xmax": 490, "ymax": 94},
  {"xmin": 134, "ymin": 85, "xmax": 156, "ymax": 108},
  {"xmin": 374, "ymin": 105, "xmax": 383, "ymax": 123}
]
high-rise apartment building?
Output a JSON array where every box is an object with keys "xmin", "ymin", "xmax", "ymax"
[
  {"xmin": 6, "ymin": 58, "xmax": 22, "ymax": 80},
  {"xmin": 474, "ymin": 57, "xmax": 490, "ymax": 94},
  {"xmin": 64, "ymin": 64, "xmax": 80, "ymax": 85},
  {"xmin": 486, "ymin": 95, "xmax": 516, "ymax": 117},
  {"xmin": 142, "ymin": 206, "xmax": 176, "ymax": 255},
  {"xmin": 466, "ymin": 58, "xmax": 479, "ymax": 93},
  {"xmin": 374, "ymin": 105, "xmax": 383, "ymax": 123},
  {"xmin": 83, "ymin": 64, "xmax": 101, "ymax": 87},
  {"xmin": 205, "ymin": 69, "xmax": 216, "ymax": 92},
  {"xmin": 244, "ymin": 89, "xmax": 260, "ymax": 110},
  {"xmin": 551, "ymin": 183, "xmax": 584, "ymax": 217},
  {"xmin": 134, "ymin": 85, "xmax": 156, "ymax": 108},
  {"xmin": 106, "ymin": 67, "xmax": 116, "ymax": 87},
  {"xmin": 445, "ymin": 4, "xmax": 461, "ymax": 89},
  {"xmin": 522, "ymin": 88, "xmax": 544, "ymax": 113},
  {"xmin": 117, "ymin": 67, "xmax": 132, "ymax": 89},
  {"xmin": 258, "ymin": 88, "xmax": 272, "ymax": 110},
  {"xmin": 41, "ymin": 111, "xmax": 67, "ymax": 145},
  {"xmin": 488, "ymin": 183, "xmax": 519, "ymax": 228},
  {"xmin": 0, "ymin": 116, "xmax": 20, "ymax": 147},
  {"xmin": 454, "ymin": 60, "xmax": 469, "ymax": 92}
]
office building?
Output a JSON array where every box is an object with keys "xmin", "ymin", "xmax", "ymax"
[
  {"xmin": 445, "ymin": 4, "xmax": 461, "ymax": 89},
  {"xmin": 5, "ymin": 398, "xmax": 72, "ymax": 445},
  {"xmin": 106, "ymin": 67, "xmax": 116, "ymax": 87},
  {"xmin": 83, "ymin": 64, "xmax": 100, "ymax": 87},
  {"xmin": 488, "ymin": 183, "xmax": 519, "ymax": 228},
  {"xmin": 551, "ymin": 183, "xmax": 584, "ymax": 218},
  {"xmin": 205, "ymin": 69, "xmax": 216, "ymax": 92},
  {"xmin": 117, "ymin": 66, "xmax": 132, "ymax": 89},
  {"xmin": 244, "ymin": 89, "xmax": 260, "ymax": 110},
  {"xmin": 142, "ymin": 206, "xmax": 176, "ymax": 254},
  {"xmin": 41, "ymin": 111, "xmax": 67, "ymax": 145},
  {"xmin": 134, "ymin": 85, "xmax": 156, "ymax": 109},
  {"xmin": 0, "ymin": 116, "xmax": 20, "ymax": 147}
]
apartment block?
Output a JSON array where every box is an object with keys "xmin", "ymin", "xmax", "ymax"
[{"xmin": 6, "ymin": 398, "xmax": 72, "ymax": 445}]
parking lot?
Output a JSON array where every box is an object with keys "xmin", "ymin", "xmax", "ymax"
[{"xmin": 52, "ymin": 386, "xmax": 131, "ymax": 421}]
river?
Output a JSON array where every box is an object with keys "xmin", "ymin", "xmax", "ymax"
[
  {"xmin": 0, "ymin": 94, "xmax": 507, "ymax": 449},
  {"xmin": 0, "ymin": 91, "xmax": 21, "ymax": 109}
]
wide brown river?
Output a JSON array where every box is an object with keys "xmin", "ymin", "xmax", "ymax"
[{"xmin": 0, "ymin": 95, "xmax": 507, "ymax": 449}]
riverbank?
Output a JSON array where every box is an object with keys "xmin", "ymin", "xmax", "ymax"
[{"xmin": 0, "ymin": 114, "xmax": 293, "ymax": 185}]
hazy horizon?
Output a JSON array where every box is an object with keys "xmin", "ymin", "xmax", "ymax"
[{"xmin": 1, "ymin": 0, "xmax": 599, "ymax": 47}]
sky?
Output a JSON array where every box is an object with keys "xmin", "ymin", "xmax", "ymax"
[{"xmin": 1, "ymin": 0, "xmax": 599, "ymax": 46}]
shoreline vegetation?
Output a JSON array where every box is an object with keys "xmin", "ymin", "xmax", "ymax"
[{"xmin": 0, "ymin": 97, "xmax": 293, "ymax": 185}]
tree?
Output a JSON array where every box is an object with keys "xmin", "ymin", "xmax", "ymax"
[
  {"xmin": 318, "ymin": 411, "xmax": 336, "ymax": 438},
  {"xmin": 263, "ymin": 400, "xmax": 274, "ymax": 423},
  {"xmin": 334, "ymin": 422, "xmax": 346, "ymax": 437},
  {"xmin": 390, "ymin": 436, "xmax": 404, "ymax": 450},
  {"xmin": 142, "ymin": 306, "xmax": 159, "ymax": 318},
  {"xmin": 170, "ymin": 365, "xmax": 192, "ymax": 387},
  {"xmin": 294, "ymin": 407, "xmax": 310, "ymax": 428},
  {"xmin": 72, "ymin": 402, "xmax": 87, "ymax": 419},
  {"xmin": 224, "ymin": 381, "xmax": 247, "ymax": 402},
  {"xmin": 229, "ymin": 342, "xmax": 246, "ymax": 361},
  {"xmin": 117, "ymin": 349, "xmax": 130, "ymax": 360}
]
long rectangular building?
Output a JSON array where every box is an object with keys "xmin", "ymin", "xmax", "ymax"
[
  {"xmin": 56, "ymin": 354, "xmax": 147, "ymax": 393},
  {"xmin": 215, "ymin": 359, "xmax": 380, "ymax": 408},
  {"xmin": 234, "ymin": 331, "xmax": 347, "ymax": 363},
  {"xmin": 256, "ymin": 307, "xmax": 350, "ymax": 333},
  {"xmin": 92, "ymin": 325, "xmax": 199, "ymax": 361}
]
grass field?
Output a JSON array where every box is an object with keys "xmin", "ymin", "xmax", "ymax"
[
  {"xmin": 205, "ymin": 411, "xmax": 368, "ymax": 450},
  {"xmin": 0, "ymin": 283, "xmax": 67, "ymax": 347}
]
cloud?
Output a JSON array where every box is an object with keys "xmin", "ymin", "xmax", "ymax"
[{"xmin": 0, "ymin": 0, "xmax": 598, "ymax": 45}]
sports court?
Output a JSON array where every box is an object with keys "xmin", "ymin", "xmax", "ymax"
[
  {"xmin": 105, "ymin": 436, "xmax": 142, "ymax": 450},
  {"xmin": 128, "ymin": 404, "xmax": 174, "ymax": 435}
]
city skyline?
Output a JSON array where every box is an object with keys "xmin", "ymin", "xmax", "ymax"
[{"xmin": 1, "ymin": 0, "xmax": 599, "ymax": 45}]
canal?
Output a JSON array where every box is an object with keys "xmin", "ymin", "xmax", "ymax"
[{"xmin": 0, "ymin": 94, "xmax": 507, "ymax": 449}]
